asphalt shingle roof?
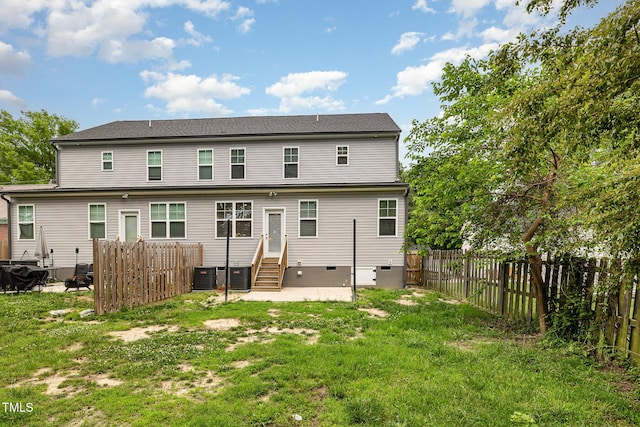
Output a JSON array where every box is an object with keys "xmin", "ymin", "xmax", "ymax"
[{"xmin": 53, "ymin": 113, "xmax": 400, "ymax": 143}]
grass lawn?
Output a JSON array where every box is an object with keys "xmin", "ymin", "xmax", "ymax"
[{"xmin": 0, "ymin": 288, "xmax": 638, "ymax": 426}]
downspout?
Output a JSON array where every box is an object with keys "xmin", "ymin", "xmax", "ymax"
[
  {"xmin": 53, "ymin": 143, "xmax": 60, "ymax": 186},
  {"xmin": 1, "ymin": 194, "xmax": 12, "ymax": 259},
  {"xmin": 403, "ymin": 185, "xmax": 409, "ymax": 288}
]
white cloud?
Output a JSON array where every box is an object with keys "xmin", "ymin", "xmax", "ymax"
[
  {"xmin": 91, "ymin": 97, "xmax": 106, "ymax": 108},
  {"xmin": 391, "ymin": 32, "xmax": 424, "ymax": 55},
  {"xmin": 184, "ymin": 21, "xmax": 213, "ymax": 46},
  {"xmin": 181, "ymin": 0, "xmax": 231, "ymax": 16},
  {"xmin": 233, "ymin": 6, "xmax": 255, "ymax": 33},
  {"xmin": 46, "ymin": 2, "xmax": 148, "ymax": 57},
  {"xmin": 4, "ymin": 0, "xmax": 230, "ymax": 63},
  {"xmin": 266, "ymin": 71, "xmax": 348, "ymax": 113},
  {"xmin": 479, "ymin": 26, "xmax": 518, "ymax": 43},
  {"xmin": 0, "ymin": 42, "xmax": 31, "ymax": 75},
  {"xmin": 100, "ymin": 37, "xmax": 175, "ymax": 63},
  {"xmin": 376, "ymin": 43, "xmax": 498, "ymax": 104},
  {"xmin": 412, "ymin": 0, "xmax": 435, "ymax": 13},
  {"xmin": 140, "ymin": 70, "xmax": 250, "ymax": 114},
  {"xmin": 441, "ymin": 32, "xmax": 455, "ymax": 41},
  {"xmin": 449, "ymin": 0, "xmax": 491, "ymax": 19},
  {"xmin": 0, "ymin": 89, "xmax": 26, "ymax": 108},
  {"xmin": 0, "ymin": 0, "xmax": 48, "ymax": 32}
]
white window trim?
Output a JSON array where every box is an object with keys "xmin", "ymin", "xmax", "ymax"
[
  {"xmin": 377, "ymin": 198, "xmax": 398, "ymax": 237},
  {"xmin": 336, "ymin": 145, "xmax": 349, "ymax": 166},
  {"xmin": 283, "ymin": 146, "xmax": 299, "ymax": 179},
  {"xmin": 215, "ymin": 201, "xmax": 253, "ymax": 239},
  {"xmin": 147, "ymin": 150, "xmax": 163, "ymax": 182},
  {"xmin": 149, "ymin": 202, "xmax": 187, "ymax": 240},
  {"xmin": 230, "ymin": 148, "xmax": 246, "ymax": 180},
  {"xmin": 88, "ymin": 203, "xmax": 107, "ymax": 240},
  {"xmin": 197, "ymin": 148, "xmax": 214, "ymax": 181},
  {"xmin": 17, "ymin": 204, "xmax": 35, "ymax": 241},
  {"xmin": 102, "ymin": 151, "xmax": 114, "ymax": 171},
  {"xmin": 298, "ymin": 199, "xmax": 318, "ymax": 238}
]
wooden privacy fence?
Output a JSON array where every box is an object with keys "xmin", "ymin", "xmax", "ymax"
[
  {"xmin": 421, "ymin": 250, "xmax": 640, "ymax": 363},
  {"xmin": 93, "ymin": 239, "xmax": 203, "ymax": 315},
  {"xmin": 406, "ymin": 252, "xmax": 423, "ymax": 285},
  {"xmin": 0, "ymin": 240, "xmax": 8, "ymax": 260}
]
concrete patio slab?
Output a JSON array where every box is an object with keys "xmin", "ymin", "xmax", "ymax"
[{"xmin": 238, "ymin": 287, "xmax": 354, "ymax": 302}]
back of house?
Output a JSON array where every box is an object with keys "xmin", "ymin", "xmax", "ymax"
[{"xmin": 1, "ymin": 113, "xmax": 408, "ymax": 288}]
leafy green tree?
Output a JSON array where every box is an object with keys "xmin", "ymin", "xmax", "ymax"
[
  {"xmin": 0, "ymin": 110, "xmax": 78, "ymax": 184},
  {"xmin": 405, "ymin": 0, "xmax": 638, "ymax": 332}
]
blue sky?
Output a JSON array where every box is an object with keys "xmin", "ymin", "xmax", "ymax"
[{"xmin": 0, "ymin": 0, "xmax": 624, "ymax": 162}]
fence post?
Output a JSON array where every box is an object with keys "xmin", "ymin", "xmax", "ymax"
[
  {"xmin": 498, "ymin": 262, "xmax": 508, "ymax": 316},
  {"xmin": 464, "ymin": 254, "xmax": 470, "ymax": 299}
]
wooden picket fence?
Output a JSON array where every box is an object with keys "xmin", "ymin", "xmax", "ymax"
[
  {"xmin": 93, "ymin": 239, "xmax": 203, "ymax": 315},
  {"xmin": 421, "ymin": 250, "xmax": 640, "ymax": 363}
]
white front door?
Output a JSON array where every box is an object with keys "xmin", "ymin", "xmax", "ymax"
[
  {"xmin": 264, "ymin": 209, "xmax": 285, "ymax": 257},
  {"xmin": 120, "ymin": 211, "xmax": 139, "ymax": 242}
]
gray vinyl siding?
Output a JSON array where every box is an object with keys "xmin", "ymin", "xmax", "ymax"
[
  {"xmin": 55, "ymin": 138, "xmax": 398, "ymax": 189},
  {"xmin": 8, "ymin": 191, "xmax": 405, "ymax": 274}
]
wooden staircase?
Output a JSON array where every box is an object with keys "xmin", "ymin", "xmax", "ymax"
[
  {"xmin": 253, "ymin": 257, "xmax": 281, "ymax": 291},
  {"xmin": 251, "ymin": 235, "xmax": 287, "ymax": 291}
]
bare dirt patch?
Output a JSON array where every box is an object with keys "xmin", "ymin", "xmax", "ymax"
[
  {"xmin": 231, "ymin": 360, "xmax": 252, "ymax": 369},
  {"xmin": 87, "ymin": 374, "xmax": 123, "ymax": 388},
  {"xmin": 200, "ymin": 293, "xmax": 242, "ymax": 307},
  {"xmin": 11, "ymin": 369, "xmax": 122, "ymax": 396},
  {"xmin": 109, "ymin": 325, "xmax": 179, "ymax": 342},
  {"xmin": 358, "ymin": 308, "xmax": 389, "ymax": 318},
  {"xmin": 268, "ymin": 309, "xmax": 281, "ymax": 317},
  {"xmin": 438, "ymin": 297, "xmax": 462, "ymax": 305},
  {"xmin": 225, "ymin": 326, "xmax": 319, "ymax": 352},
  {"xmin": 203, "ymin": 318, "xmax": 241, "ymax": 331},
  {"xmin": 395, "ymin": 296, "xmax": 419, "ymax": 306},
  {"xmin": 161, "ymin": 371, "xmax": 223, "ymax": 397},
  {"xmin": 447, "ymin": 338, "xmax": 497, "ymax": 352},
  {"xmin": 63, "ymin": 342, "xmax": 83, "ymax": 352}
]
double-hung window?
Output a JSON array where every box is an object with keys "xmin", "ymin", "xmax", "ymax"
[
  {"xmin": 378, "ymin": 199, "xmax": 397, "ymax": 237},
  {"xmin": 230, "ymin": 148, "xmax": 245, "ymax": 180},
  {"xmin": 89, "ymin": 204, "xmax": 106, "ymax": 239},
  {"xmin": 299, "ymin": 200, "xmax": 317, "ymax": 237},
  {"xmin": 102, "ymin": 152, "xmax": 113, "ymax": 171},
  {"xmin": 147, "ymin": 150, "xmax": 162, "ymax": 181},
  {"xmin": 18, "ymin": 205, "xmax": 34, "ymax": 240},
  {"xmin": 337, "ymin": 145, "xmax": 349, "ymax": 165},
  {"xmin": 198, "ymin": 149, "xmax": 214, "ymax": 180},
  {"xmin": 284, "ymin": 147, "xmax": 299, "ymax": 179},
  {"xmin": 216, "ymin": 202, "xmax": 252, "ymax": 238},
  {"xmin": 150, "ymin": 203, "xmax": 186, "ymax": 239}
]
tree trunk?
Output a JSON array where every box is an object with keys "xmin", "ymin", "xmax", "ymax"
[
  {"xmin": 521, "ymin": 165, "xmax": 559, "ymax": 333},
  {"xmin": 526, "ymin": 246, "xmax": 550, "ymax": 333}
]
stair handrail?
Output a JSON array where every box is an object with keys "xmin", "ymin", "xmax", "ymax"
[
  {"xmin": 251, "ymin": 235, "xmax": 264, "ymax": 289},
  {"xmin": 278, "ymin": 235, "xmax": 288, "ymax": 289}
]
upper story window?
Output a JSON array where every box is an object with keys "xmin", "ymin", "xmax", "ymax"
[
  {"xmin": 198, "ymin": 149, "xmax": 214, "ymax": 180},
  {"xmin": 150, "ymin": 202, "xmax": 186, "ymax": 239},
  {"xmin": 230, "ymin": 148, "xmax": 245, "ymax": 180},
  {"xmin": 378, "ymin": 199, "xmax": 397, "ymax": 237},
  {"xmin": 216, "ymin": 201, "xmax": 252, "ymax": 238},
  {"xmin": 102, "ymin": 152, "xmax": 113, "ymax": 171},
  {"xmin": 299, "ymin": 200, "xmax": 317, "ymax": 238},
  {"xmin": 18, "ymin": 205, "xmax": 34, "ymax": 240},
  {"xmin": 337, "ymin": 145, "xmax": 349, "ymax": 165},
  {"xmin": 284, "ymin": 147, "xmax": 299, "ymax": 179},
  {"xmin": 89, "ymin": 204, "xmax": 106, "ymax": 239},
  {"xmin": 147, "ymin": 150, "xmax": 162, "ymax": 181}
]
